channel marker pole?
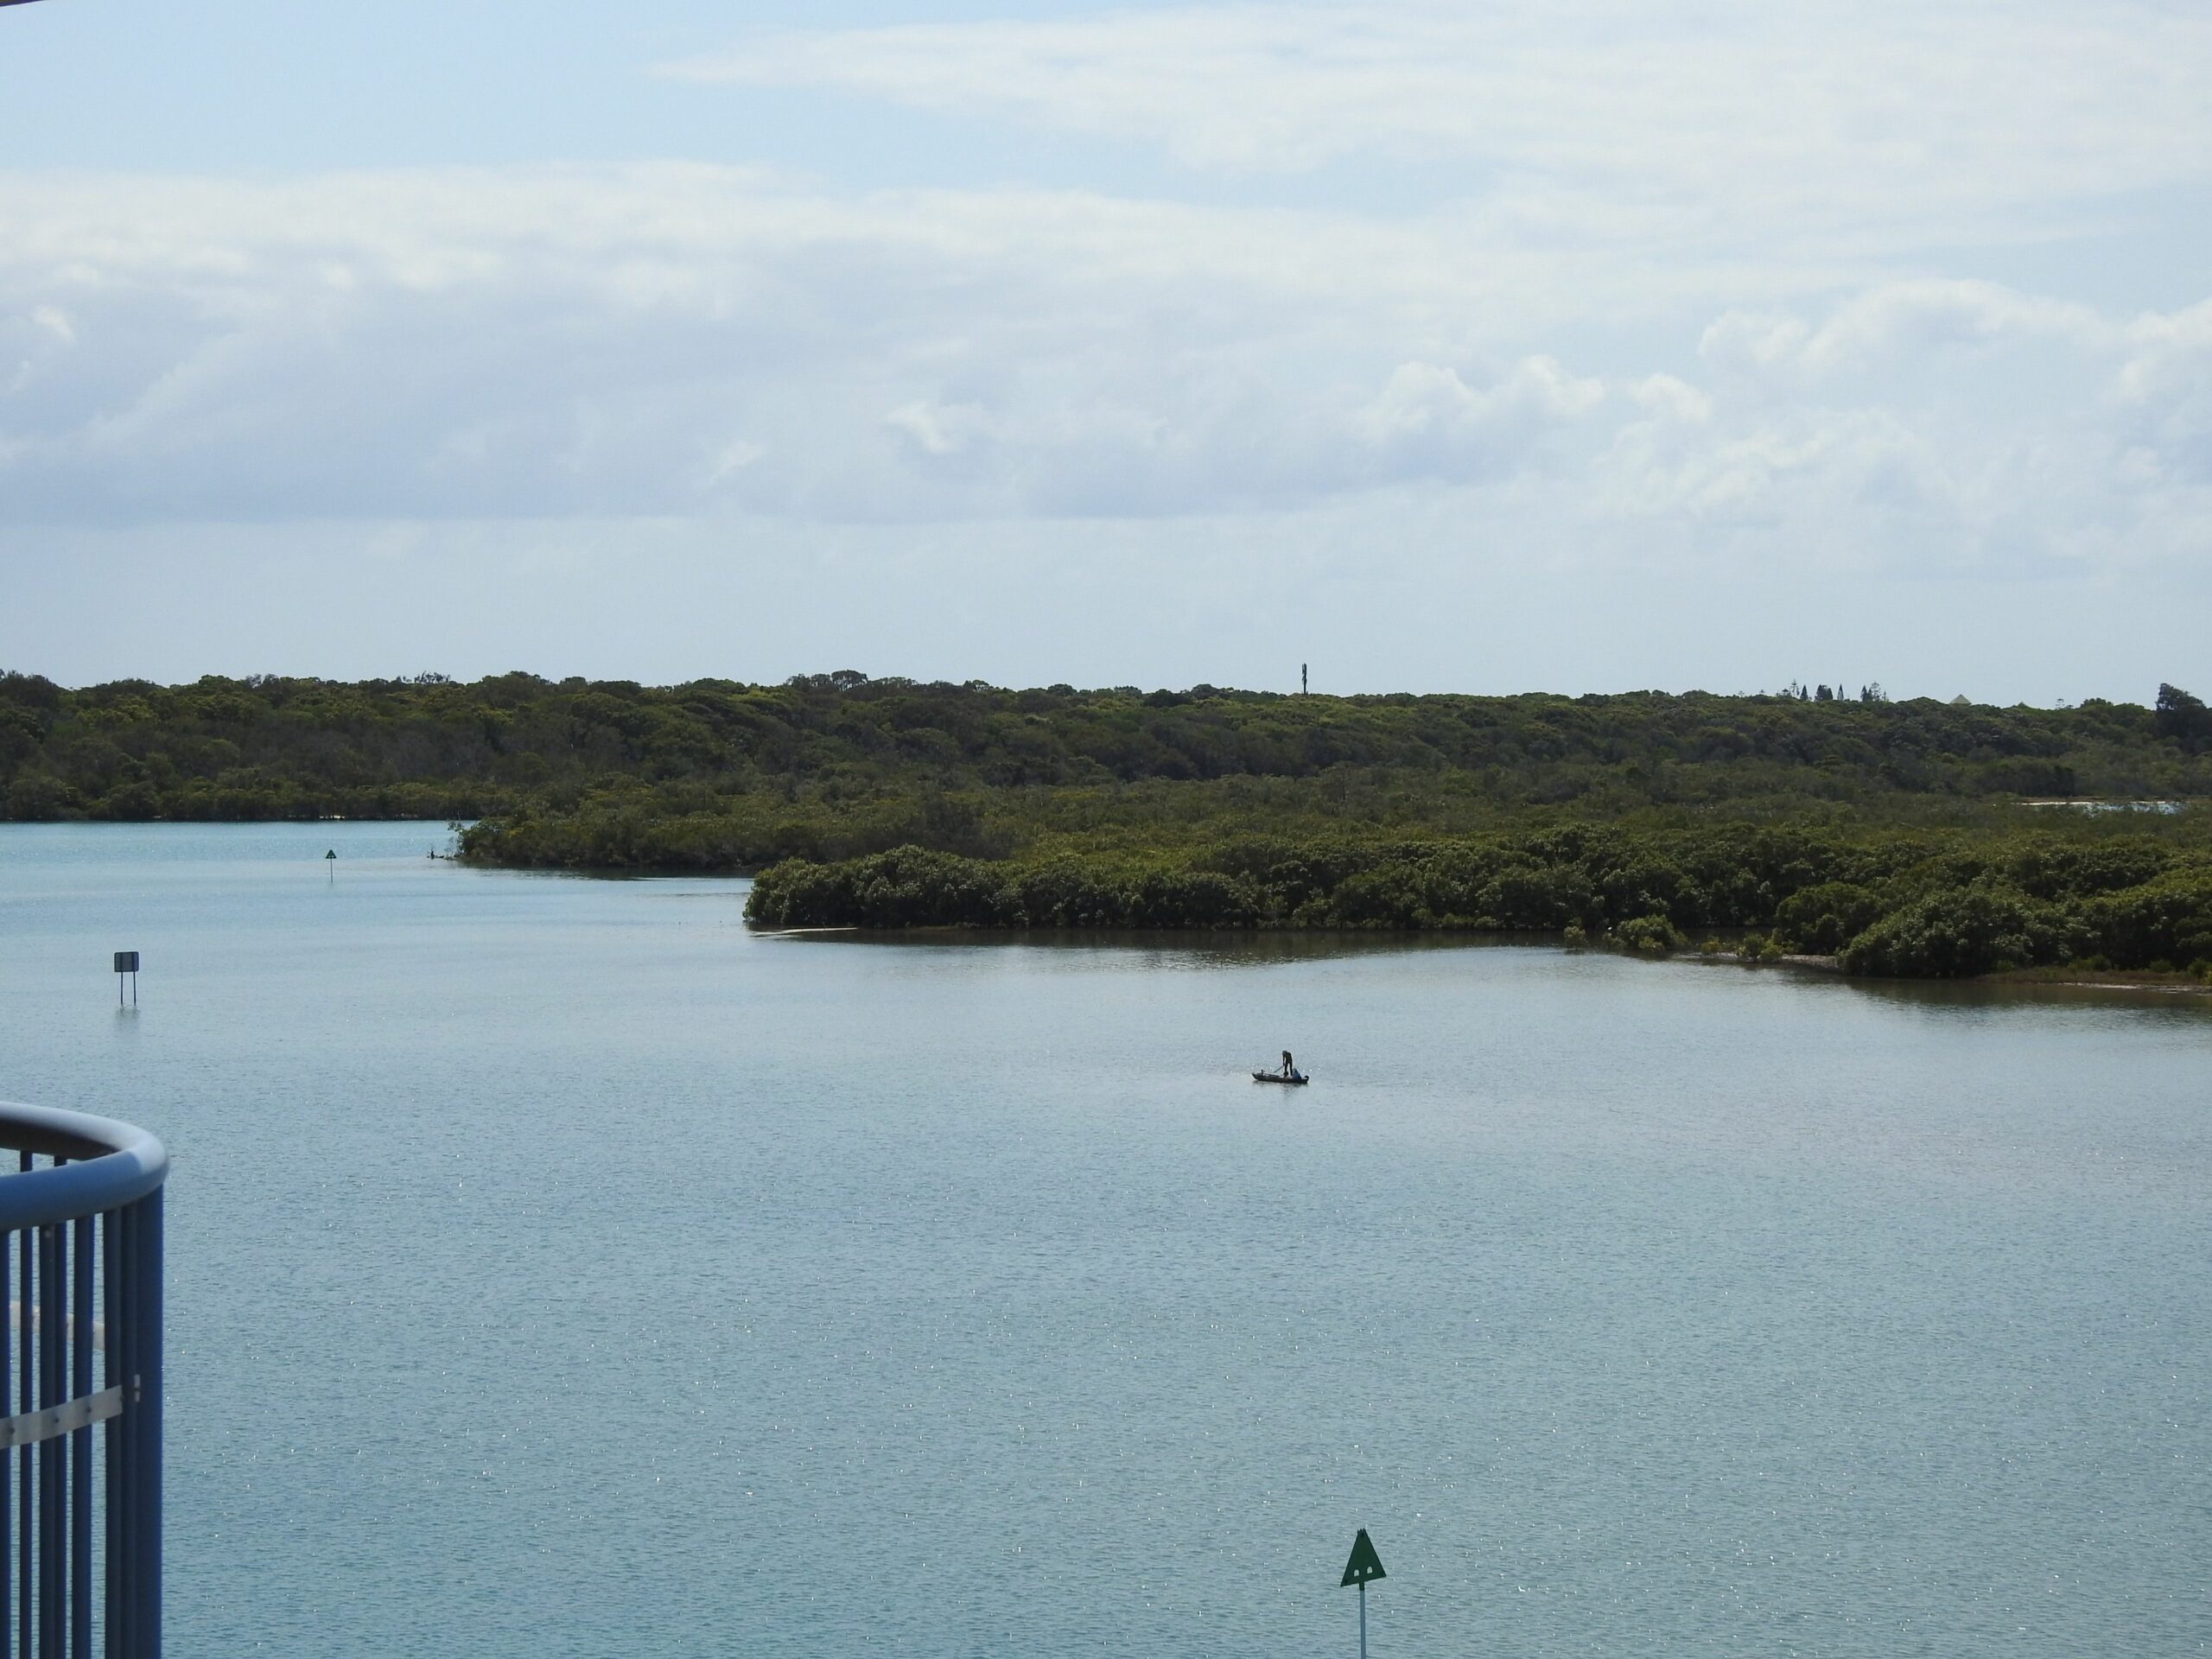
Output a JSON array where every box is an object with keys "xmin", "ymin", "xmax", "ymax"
[{"xmin": 1340, "ymin": 1529, "xmax": 1385, "ymax": 1659}]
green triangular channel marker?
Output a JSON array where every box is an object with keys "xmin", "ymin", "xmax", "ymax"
[{"xmin": 1341, "ymin": 1529, "xmax": 1386, "ymax": 1587}]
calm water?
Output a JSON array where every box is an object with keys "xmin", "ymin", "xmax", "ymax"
[{"xmin": 0, "ymin": 823, "xmax": 2205, "ymax": 1657}]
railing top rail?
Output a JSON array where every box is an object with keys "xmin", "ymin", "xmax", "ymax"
[{"xmin": 0, "ymin": 1102, "xmax": 168, "ymax": 1229}]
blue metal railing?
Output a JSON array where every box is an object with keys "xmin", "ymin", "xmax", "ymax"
[{"xmin": 0, "ymin": 1106, "xmax": 165, "ymax": 1659}]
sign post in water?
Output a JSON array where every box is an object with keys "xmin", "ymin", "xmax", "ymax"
[
  {"xmin": 113, "ymin": 950, "xmax": 139, "ymax": 1007},
  {"xmin": 1340, "ymin": 1529, "xmax": 1385, "ymax": 1658}
]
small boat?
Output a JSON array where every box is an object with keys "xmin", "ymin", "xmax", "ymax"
[{"xmin": 1252, "ymin": 1070, "xmax": 1309, "ymax": 1085}]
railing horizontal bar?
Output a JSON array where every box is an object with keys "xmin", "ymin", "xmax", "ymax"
[
  {"xmin": 0, "ymin": 1108, "xmax": 166, "ymax": 1233},
  {"xmin": 0, "ymin": 1390, "xmax": 119, "ymax": 1454}
]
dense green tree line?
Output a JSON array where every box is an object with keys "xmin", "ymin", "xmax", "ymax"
[
  {"xmin": 5, "ymin": 668, "xmax": 2211, "ymax": 824},
  {"xmin": 741, "ymin": 823, "xmax": 2212, "ymax": 980},
  {"xmin": 8, "ymin": 666, "xmax": 2209, "ymax": 976}
]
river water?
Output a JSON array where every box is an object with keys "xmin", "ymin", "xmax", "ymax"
[{"xmin": 0, "ymin": 823, "xmax": 2204, "ymax": 1656}]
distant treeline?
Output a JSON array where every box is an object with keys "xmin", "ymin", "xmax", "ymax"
[
  {"xmin": 10, "ymin": 667, "xmax": 2212, "ymax": 976},
  {"xmin": 3, "ymin": 668, "xmax": 2210, "ymax": 829},
  {"xmin": 743, "ymin": 824, "xmax": 2212, "ymax": 981}
]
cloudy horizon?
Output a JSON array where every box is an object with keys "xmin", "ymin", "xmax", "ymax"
[{"xmin": 3, "ymin": 0, "xmax": 2207, "ymax": 702}]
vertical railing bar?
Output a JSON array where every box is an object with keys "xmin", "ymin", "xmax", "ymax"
[
  {"xmin": 124, "ymin": 1194, "xmax": 158, "ymax": 1659},
  {"xmin": 18, "ymin": 1157, "xmax": 34, "ymax": 1659},
  {"xmin": 70, "ymin": 1211, "xmax": 90, "ymax": 1659},
  {"xmin": 107, "ymin": 1211, "xmax": 127, "ymax": 1659},
  {"xmin": 39, "ymin": 1214, "xmax": 60, "ymax": 1659},
  {"xmin": 142, "ymin": 1198, "xmax": 157, "ymax": 1659},
  {"xmin": 99, "ymin": 1213, "xmax": 120, "ymax": 1659},
  {"xmin": 1, "ymin": 1224, "xmax": 11, "ymax": 1651}
]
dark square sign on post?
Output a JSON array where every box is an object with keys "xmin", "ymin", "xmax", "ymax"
[{"xmin": 114, "ymin": 952, "xmax": 140, "ymax": 974}]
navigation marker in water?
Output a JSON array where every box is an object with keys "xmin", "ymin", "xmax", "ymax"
[
  {"xmin": 113, "ymin": 950, "xmax": 139, "ymax": 1007},
  {"xmin": 1340, "ymin": 1529, "xmax": 1385, "ymax": 1658}
]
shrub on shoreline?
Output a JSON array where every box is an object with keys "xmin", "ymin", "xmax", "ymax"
[{"xmin": 742, "ymin": 823, "xmax": 2212, "ymax": 982}]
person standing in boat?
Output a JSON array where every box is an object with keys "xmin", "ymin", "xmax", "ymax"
[{"xmin": 1281, "ymin": 1049, "xmax": 1295, "ymax": 1080}]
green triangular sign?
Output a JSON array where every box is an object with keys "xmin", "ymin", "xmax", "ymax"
[{"xmin": 1340, "ymin": 1528, "xmax": 1386, "ymax": 1587}]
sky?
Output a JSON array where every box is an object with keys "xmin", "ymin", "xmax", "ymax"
[{"xmin": 1, "ymin": 0, "xmax": 2207, "ymax": 702}]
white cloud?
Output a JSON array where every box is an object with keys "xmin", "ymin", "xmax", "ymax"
[
  {"xmin": 0, "ymin": 166, "xmax": 1705, "ymax": 524},
  {"xmin": 886, "ymin": 400, "xmax": 988, "ymax": 458},
  {"xmin": 1700, "ymin": 281, "xmax": 2108, "ymax": 381},
  {"xmin": 2115, "ymin": 299, "xmax": 2212, "ymax": 482},
  {"xmin": 1607, "ymin": 405, "xmax": 1951, "ymax": 530},
  {"xmin": 702, "ymin": 437, "xmax": 767, "ymax": 486},
  {"xmin": 1628, "ymin": 375, "xmax": 1712, "ymax": 425},
  {"xmin": 1356, "ymin": 357, "xmax": 1604, "ymax": 480},
  {"xmin": 666, "ymin": 1, "xmax": 2212, "ymax": 257},
  {"xmin": 0, "ymin": 162, "xmax": 2202, "ymax": 600}
]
